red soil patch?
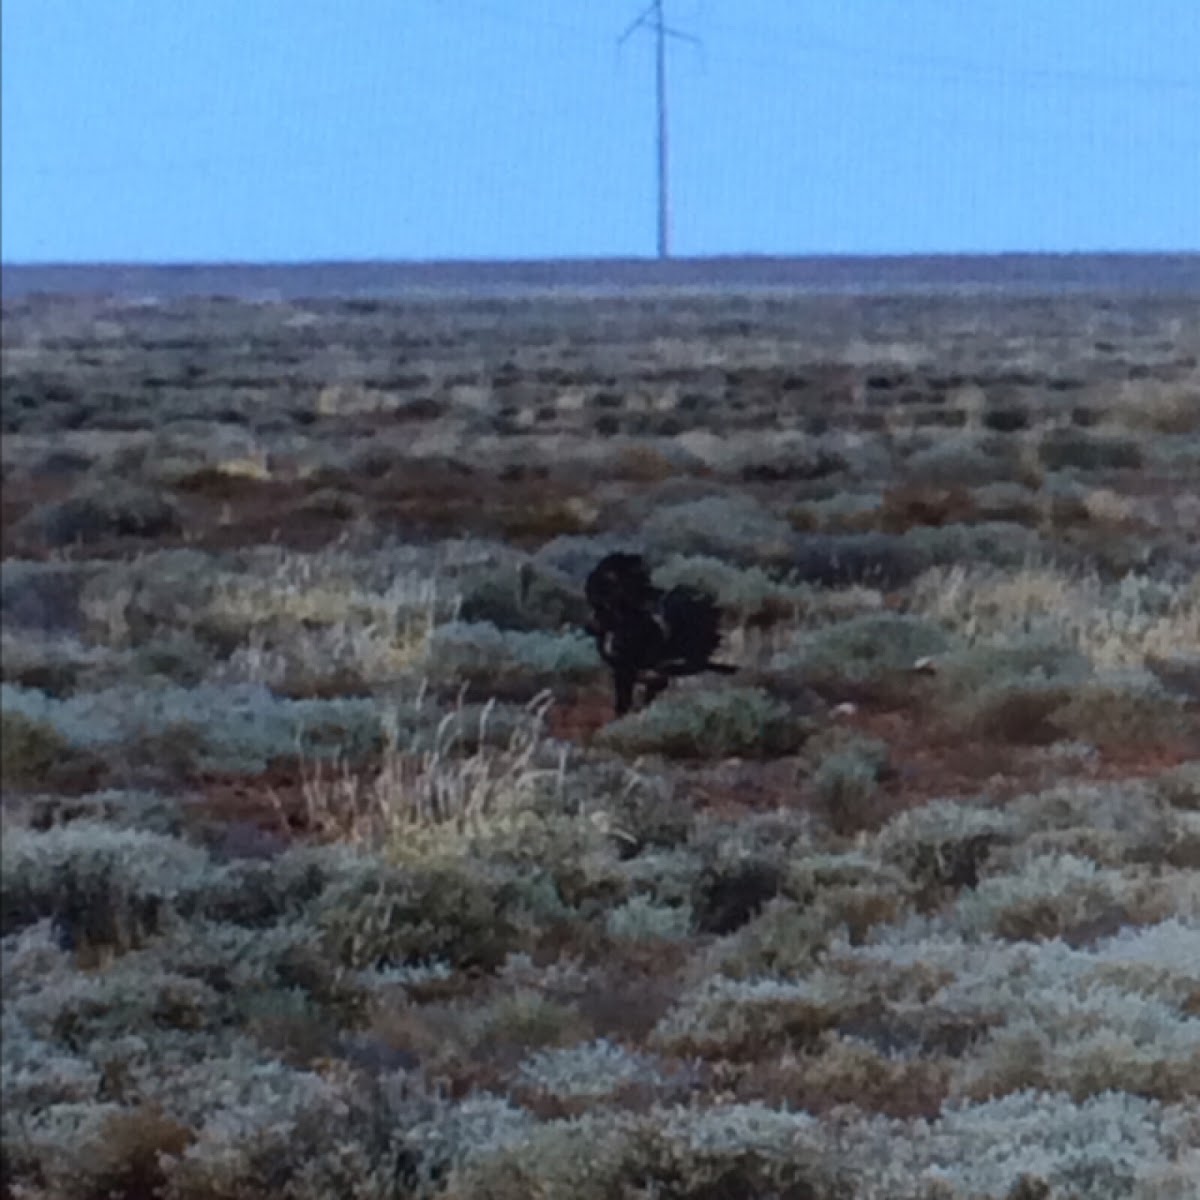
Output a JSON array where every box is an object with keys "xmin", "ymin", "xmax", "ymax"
[
  {"xmin": 843, "ymin": 705, "xmax": 1199, "ymax": 810},
  {"xmin": 0, "ymin": 476, "xmax": 73, "ymax": 545},
  {"xmin": 546, "ymin": 688, "xmax": 614, "ymax": 744},
  {"xmin": 181, "ymin": 692, "xmax": 1192, "ymax": 859},
  {"xmin": 676, "ymin": 757, "xmax": 811, "ymax": 820},
  {"xmin": 1087, "ymin": 735, "xmax": 1200, "ymax": 776},
  {"xmin": 2, "ymin": 459, "xmax": 596, "ymax": 558},
  {"xmin": 602, "ymin": 700, "xmax": 1198, "ymax": 833},
  {"xmin": 184, "ymin": 762, "xmax": 317, "ymax": 855},
  {"xmin": 543, "ymin": 684, "xmax": 1194, "ymax": 832}
]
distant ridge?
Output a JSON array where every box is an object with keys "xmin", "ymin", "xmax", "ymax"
[{"xmin": 4, "ymin": 253, "xmax": 1199, "ymax": 301}]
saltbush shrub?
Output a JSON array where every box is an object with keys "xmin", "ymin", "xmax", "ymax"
[
  {"xmin": 874, "ymin": 800, "xmax": 1018, "ymax": 907},
  {"xmin": 653, "ymin": 554, "xmax": 802, "ymax": 626},
  {"xmin": 516, "ymin": 1038, "xmax": 665, "ymax": 1099},
  {"xmin": 791, "ymin": 532, "xmax": 930, "ymax": 588},
  {"xmin": 641, "ymin": 494, "xmax": 796, "ymax": 566},
  {"xmin": 458, "ymin": 564, "xmax": 590, "ymax": 632},
  {"xmin": 0, "ymin": 710, "xmax": 96, "ymax": 791},
  {"xmin": 605, "ymin": 894, "xmax": 694, "ymax": 942},
  {"xmin": 449, "ymin": 1104, "xmax": 842, "ymax": 1200},
  {"xmin": 1155, "ymin": 762, "xmax": 1200, "ymax": 811},
  {"xmin": 27, "ymin": 483, "xmax": 183, "ymax": 548},
  {"xmin": 930, "ymin": 639, "xmax": 1091, "ymax": 704},
  {"xmin": 947, "ymin": 676, "xmax": 1079, "ymax": 744},
  {"xmin": 7, "ymin": 788, "xmax": 182, "ymax": 837},
  {"xmin": 783, "ymin": 612, "xmax": 952, "ymax": 690},
  {"xmin": 0, "ymin": 560, "xmax": 93, "ymax": 633},
  {"xmin": 905, "ymin": 435, "xmax": 1025, "ymax": 488},
  {"xmin": 810, "ymin": 735, "xmax": 893, "ymax": 836},
  {"xmin": 1039, "ymin": 428, "xmax": 1143, "ymax": 471},
  {"xmin": 1, "ymin": 681, "xmax": 386, "ymax": 775},
  {"xmin": 947, "ymin": 853, "xmax": 1166, "ymax": 944},
  {"xmin": 1, "ymin": 821, "xmax": 216, "ymax": 952},
  {"xmin": 595, "ymin": 686, "xmax": 805, "ymax": 761},
  {"xmin": 425, "ymin": 621, "xmax": 596, "ymax": 697},
  {"xmin": 714, "ymin": 897, "xmax": 846, "ymax": 978},
  {"xmin": 314, "ymin": 853, "xmax": 527, "ymax": 970},
  {"xmin": 652, "ymin": 976, "xmax": 844, "ymax": 1059},
  {"xmin": 1050, "ymin": 671, "xmax": 1192, "ymax": 747}
]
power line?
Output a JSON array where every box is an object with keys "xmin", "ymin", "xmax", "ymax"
[
  {"xmin": 15, "ymin": 5, "xmax": 1200, "ymax": 188},
  {"xmin": 672, "ymin": 9, "xmax": 1200, "ymax": 94},
  {"xmin": 440, "ymin": 2, "xmax": 1200, "ymax": 95}
]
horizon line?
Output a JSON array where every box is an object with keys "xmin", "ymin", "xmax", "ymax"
[{"xmin": 5, "ymin": 249, "xmax": 1200, "ymax": 271}]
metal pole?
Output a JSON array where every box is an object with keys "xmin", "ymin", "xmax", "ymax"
[{"xmin": 654, "ymin": 0, "xmax": 670, "ymax": 259}]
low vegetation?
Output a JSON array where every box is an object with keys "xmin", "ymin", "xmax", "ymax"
[{"xmin": 1, "ymin": 286, "xmax": 1198, "ymax": 1198}]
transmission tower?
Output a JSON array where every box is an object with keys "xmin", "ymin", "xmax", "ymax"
[{"xmin": 619, "ymin": 1, "xmax": 697, "ymax": 260}]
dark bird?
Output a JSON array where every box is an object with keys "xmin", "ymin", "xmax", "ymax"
[{"xmin": 584, "ymin": 552, "xmax": 737, "ymax": 717}]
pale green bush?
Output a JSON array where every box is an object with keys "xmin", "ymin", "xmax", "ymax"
[
  {"xmin": 13, "ymin": 959, "xmax": 226, "ymax": 1046},
  {"xmin": 1, "ymin": 681, "xmax": 385, "ymax": 773},
  {"xmin": 711, "ymin": 898, "xmax": 850, "ymax": 979},
  {"xmin": 950, "ymin": 675, "xmax": 1077, "ymax": 744},
  {"xmin": 0, "ymin": 628, "xmax": 119, "ymax": 695},
  {"xmin": 403, "ymin": 1092, "xmax": 537, "ymax": 1191},
  {"xmin": 449, "ymin": 1103, "xmax": 842, "ymax": 1200},
  {"xmin": 641, "ymin": 493, "xmax": 796, "ymax": 565},
  {"xmin": 595, "ymin": 686, "xmax": 805, "ymax": 760},
  {"xmin": 811, "ymin": 735, "xmax": 893, "ymax": 836},
  {"xmin": 958, "ymin": 994, "xmax": 1200, "ymax": 1103},
  {"xmin": 10, "ymin": 788, "xmax": 183, "ymax": 836},
  {"xmin": 904, "ymin": 521, "xmax": 1047, "ymax": 569},
  {"xmin": 652, "ymin": 976, "xmax": 843, "ymax": 1058},
  {"xmin": 794, "ymin": 491, "xmax": 883, "ymax": 533},
  {"xmin": 1156, "ymin": 762, "xmax": 1200, "ymax": 811},
  {"xmin": 606, "ymin": 895, "xmax": 693, "ymax": 942},
  {"xmin": 1, "ymin": 821, "xmax": 216, "ymax": 949},
  {"xmin": 1006, "ymin": 781, "xmax": 1189, "ymax": 868},
  {"xmin": 653, "ymin": 553, "xmax": 804, "ymax": 625},
  {"xmin": 847, "ymin": 1090, "xmax": 1200, "ymax": 1199},
  {"xmin": 877, "ymin": 929, "xmax": 1200, "ymax": 1103},
  {"xmin": 874, "ymin": 800, "xmax": 1018, "ymax": 883},
  {"xmin": 779, "ymin": 612, "xmax": 952, "ymax": 691},
  {"xmin": 424, "ymin": 621, "xmax": 596, "ymax": 693},
  {"xmin": 929, "ymin": 638, "xmax": 1091, "ymax": 702},
  {"xmin": 516, "ymin": 1038, "xmax": 664, "ymax": 1099},
  {"xmin": 945, "ymin": 853, "xmax": 1170, "ymax": 943},
  {"xmin": 458, "ymin": 563, "xmax": 589, "ymax": 631},
  {"xmin": 313, "ymin": 852, "xmax": 527, "ymax": 971},
  {"xmin": 905, "ymin": 434, "xmax": 1025, "ymax": 487}
]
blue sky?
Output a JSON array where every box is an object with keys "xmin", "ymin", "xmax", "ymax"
[{"xmin": 3, "ymin": 0, "xmax": 1199, "ymax": 262}]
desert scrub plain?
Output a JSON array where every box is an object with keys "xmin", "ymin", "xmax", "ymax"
[{"xmin": 1, "ymin": 283, "xmax": 1200, "ymax": 1199}]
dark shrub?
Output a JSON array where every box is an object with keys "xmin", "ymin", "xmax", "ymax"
[
  {"xmin": 693, "ymin": 858, "xmax": 784, "ymax": 934},
  {"xmin": 460, "ymin": 565, "xmax": 590, "ymax": 632},
  {"xmin": 983, "ymin": 406, "xmax": 1030, "ymax": 432},
  {"xmin": 316, "ymin": 858, "xmax": 526, "ymax": 971},
  {"xmin": 31, "ymin": 484, "xmax": 183, "ymax": 547},
  {"xmin": 791, "ymin": 533, "xmax": 930, "ymax": 588},
  {"xmin": 1039, "ymin": 429, "xmax": 1143, "ymax": 471},
  {"xmin": 0, "ymin": 562, "xmax": 91, "ymax": 632}
]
